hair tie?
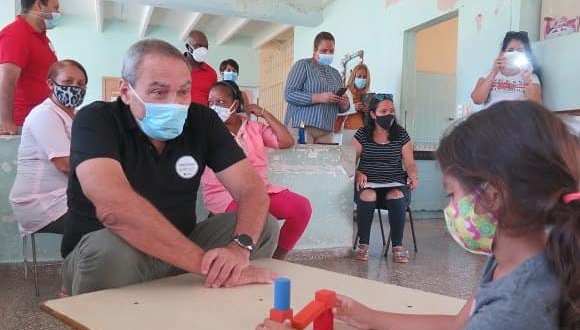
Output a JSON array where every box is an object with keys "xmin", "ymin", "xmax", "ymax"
[{"xmin": 562, "ymin": 192, "xmax": 580, "ymax": 204}]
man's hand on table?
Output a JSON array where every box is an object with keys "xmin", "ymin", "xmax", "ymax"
[{"xmin": 201, "ymin": 244, "xmax": 277, "ymax": 288}]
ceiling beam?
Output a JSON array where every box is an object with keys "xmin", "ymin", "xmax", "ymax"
[
  {"xmin": 215, "ymin": 17, "xmax": 250, "ymax": 46},
  {"xmin": 252, "ymin": 23, "xmax": 292, "ymax": 49},
  {"xmin": 94, "ymin": 0, "xmax": 104, "ymax": 32},
  {"xmin": 138, "ymin": 5, "xmax": 154, "ymax": 39},
  {"xmin": 105, "ymin": 0, "xmax": 323, "ymax": 27},
  {"xmin": 179, "ymin": 12, "xmax": 203, "ymax": 41}
]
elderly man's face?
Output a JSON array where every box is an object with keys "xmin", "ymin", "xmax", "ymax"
[{"xmin": 120, "ymin": 54, "xmax": 191, "ymax": 121}]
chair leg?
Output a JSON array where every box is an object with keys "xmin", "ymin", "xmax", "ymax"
[
  {"xmin": 377, "ymin": 208, "xmax": 388, "ymax": 256},
  {"xmin": 407, "ymin": 207, "xmax": 418, "ymax": 253},
  {"xmin": 22, "ymin": 235, "xmax": 28, "ymax": 280},
  {"xmin": 31, "ymin": 233, "xmax": 39, "ymax": 296}
]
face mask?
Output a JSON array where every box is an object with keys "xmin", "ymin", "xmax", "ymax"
[
  {"xmin": 375, "ymin": 114, "xmax": 395, "ymax": 130},
  {"xmin": 318, "ymin": 53, "xmax": 334, "ymax": 66},
  {"xmin": 52, "ymin": 82, "xmax": 86, "ymax": 108},
  {"xmin": 223, "ymin": 71, "xmax": 238, "ymax": 82},
  {"xmin": 31, "ymin": 10, "xmax": 61, "ymax": 30},
  {"xmin": 210, "ymin": 103, "xmax": 235, "ymax": 122},
  {"xmin": 444, "ymin": 190, "xmax": 498, "ymax": 256},
  {"xmin": 128, "ymin": 85, "xmax": 188, "ymax": 141},
  {"xmin": 354, "ymin": 78, "xmax": 367, "ymax": 89},
  {"xmin": 190, "ymin": 47, "xmax": 208, "ymax": 63}
]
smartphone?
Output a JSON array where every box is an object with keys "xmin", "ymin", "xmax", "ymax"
[{"xmin": 335, "ymin": 87, "xmax": 347, "ymax": 96}]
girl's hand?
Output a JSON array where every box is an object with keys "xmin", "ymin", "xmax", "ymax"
[
  {"xmin": 256, "ymin": 319, "xmax": 293, "ymax": 330},
  {"xmin": 355, "ymin": 102, "xmax": 366, "ymax": 112},
  {"xmin": 333, "ymin": 294, "xmax": 374, "ymax": 330}
]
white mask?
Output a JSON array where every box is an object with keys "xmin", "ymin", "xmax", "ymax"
[
  {"xmin": 210, "ymin": 103, "xmax": 235, "ymax": 122},
  {"xmin": 190, "ymin": 47, "xmax": 208, "ymax": 63}
]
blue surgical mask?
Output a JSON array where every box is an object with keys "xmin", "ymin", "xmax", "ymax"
[
  {"xmin": 129, "ymin": 85, "xmax": 188, "ymax": 141},
  {"xmin": 318, "ymin": 53, "xmax": 334, "ymax": 66},
  {"xmin": 354, "ymin": 78, "xmax": 367, "ymax": 89},
  {"xmin": 32, "ymin": 10, "xmax": 61, "ymax": 30},
  {"xmin": 223, "ymin": 71, "xmax": 238, "ymax": 82}
]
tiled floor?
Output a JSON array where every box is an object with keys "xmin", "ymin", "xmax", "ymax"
[{"xmin": 0, "ymin": 219, "xmax": 486, "ymax": 330}]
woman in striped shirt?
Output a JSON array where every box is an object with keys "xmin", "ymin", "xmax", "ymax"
[
  {"xmin": 284, "ymin": 31, "xmax": 349, "ymax": 143},
  {"xmin": 353, "ymin": 94, "xmax": 418, "ymax": 262}
]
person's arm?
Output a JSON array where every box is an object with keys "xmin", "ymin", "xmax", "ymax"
[
  {"xmin": 51, "ymin": 157, "xmax": 70, "ymax": 176},
  {"xmin": 284, "ymin": 61, "xmax": 313, "ymax": 106},
  {"xmin": 471, "ymin": 75, "xmax": 494, "ymax": 105},
  {"xmin": 200, "ymin": 108, "xmax": 271, "ymax": 288},
  {"xmin": 401, "ymin": 141, "xmax": 418, "ymax": 190},
  {"xmin": 333, "ymin": 294, "xmax": 474, "ymax": 330},
  {"xmin": 284, "ymin": 60, "xmax": 340, "ymax": 106},
  {"xmin": 471, "ymin": 55, "xmax": 503, "ymax": 105},
  {"xmin": 27, "ymin": 105, "xmax": 71, "ymax": 175},
  {"xmin": 257, "ymin": 295, "xmax": 474, "ymax": 330},
  {"xmin": 0, "ymin": 63, "xmax": 21, "ymax": 135},
  {"xmin": 524, "ymin": 73, "xmax": 542, "ymax": 104},
  {"xmin": 76, "ymin": 157, "xmax": 205, "ymax": 274},
  {"xmin": 244, "ymin": 100, "xmax": 294, "ymax": 149},
  {"xmin": 352, "ymin": 136, "xmax": 367, "ymax": 190}
]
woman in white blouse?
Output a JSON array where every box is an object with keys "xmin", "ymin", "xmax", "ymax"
[{"xmin": 9, "ymin": 59, "xmax": 88, "ymax": 236}]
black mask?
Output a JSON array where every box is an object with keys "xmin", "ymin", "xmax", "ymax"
[{"xmin": 375, "ymin": 114, "xmax": 395, "ymax": 130}]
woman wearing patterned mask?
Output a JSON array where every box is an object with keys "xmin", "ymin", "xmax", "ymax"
[
  {"xmin": 203, "ymin": 80, "xmax": 312, "ymax": 260},
  {"xmin": 258, "ymin": 101, "xmax": 579, "ymax": 330},
  {"xmin": 471, "ymin": 31, "xmax": 543, "ymax": 107},
  {"xmin": 9, "ymin": 60, "xmax": 87, "ymax": 236}
]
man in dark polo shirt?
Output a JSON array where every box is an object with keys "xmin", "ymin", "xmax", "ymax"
[
  {"xmin": 61, "ymin": 39, "xmax": 278, "ymax": 296},
  {"xmin": 0, "ymin": 0, "xmax": 60, "ymax": 135},
  {"xmin": 185, "ymin": 30, "xmax": 218, "ymax": 105}
]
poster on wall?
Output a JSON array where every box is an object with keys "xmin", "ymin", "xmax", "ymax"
[{"xmin": 541, "ymin": 0, "xmax": 580, "ymax": 39}]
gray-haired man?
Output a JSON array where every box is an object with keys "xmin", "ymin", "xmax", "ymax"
[{"xmin": 61, "ymin": 39, "xmax": 278, "ymax": 295}]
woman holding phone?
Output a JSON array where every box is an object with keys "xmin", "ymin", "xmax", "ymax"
[
  {"xmin": 471, "ymin": 31, "xmax": 542, "ymax": 107},
  {"xmin": 284, "ymin": 31, "xmax": 349, "ymax": 144}
]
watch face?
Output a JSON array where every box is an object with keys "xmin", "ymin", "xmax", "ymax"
[{"xmin": 237, "ymin": 234, "xmax": 253, "ymax": 247}]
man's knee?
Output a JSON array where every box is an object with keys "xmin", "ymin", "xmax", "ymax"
[
  {"xmin": 253, "ymin": 216, "xmax": 279, "ymax": 259},
  {"xmin": 63, "ymin": 229, "xmax": 158, "ymax": 295}
]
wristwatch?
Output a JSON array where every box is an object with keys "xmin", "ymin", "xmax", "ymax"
[{"xmin": 232, "ymin": 234, "xmax": 255, "ymax": 252}]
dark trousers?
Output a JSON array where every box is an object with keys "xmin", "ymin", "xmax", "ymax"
[{"xmin": 356, "ymin": 187, "xmax": 410, "ymax": 247}]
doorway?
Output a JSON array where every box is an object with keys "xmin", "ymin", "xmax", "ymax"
[{"xmin": 401, "ymin": 12, "xmax": 458, "ymax": 152}]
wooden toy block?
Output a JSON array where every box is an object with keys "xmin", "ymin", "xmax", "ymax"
[
  {"xmin": 291, "ymin": 301, "xmax": 326, "ymax": 330},
  {"xmin": 313, "ymin": 309, "xmax": 333, "ymax": 330},
  {"xmin": 315, "ymin": 290, "xmax": 336, "ymax": 310},
  {"xmin": 270, "ymin": 308, "xmax": 293, "ymax": 323}
]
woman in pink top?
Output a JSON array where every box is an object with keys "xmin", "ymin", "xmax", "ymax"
[
  {"xmin": 9, "ymin": 60, "xmax": 88, "ymax": 236},
  {"xmin": 202, "ymin": 81, "xmax": 312, "ymax": 259}
]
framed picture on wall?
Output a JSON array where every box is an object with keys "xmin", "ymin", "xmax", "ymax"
[
  {"xmin": 102, "ymin": 77, "xmax": 121, "ymax": 101},
  {"xmin": 541, "ymin": 0, "xmax": 580, "ymax": 39}
]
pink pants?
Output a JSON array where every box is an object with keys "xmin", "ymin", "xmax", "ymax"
[{"xmin": 226, "ymin": 189, "xmax": 312, "ymax": 251}]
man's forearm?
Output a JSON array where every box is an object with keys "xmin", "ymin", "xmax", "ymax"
[
  {"xmin": 0, "ymin": 77, "xmax": 16, "ymax": 122},
  {"xmin": 232, "ymin": 181, "xmax": 269, "ymax": 244},
  {"xmin": 97, "ymin": 192, "xmax": 205, "ymax": 274}
]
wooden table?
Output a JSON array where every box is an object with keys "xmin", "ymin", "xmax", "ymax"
[{"xmin": 41, "ymin": 259, "xmax": 465, "ymax": 330}]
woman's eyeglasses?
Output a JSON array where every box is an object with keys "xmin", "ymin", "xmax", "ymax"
[{"xmin": 375, "ymin": 93, "xmax": 393, "ymax": 101}]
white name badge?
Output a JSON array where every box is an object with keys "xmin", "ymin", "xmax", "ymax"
[{"xmin": 175, "ymin": 155, "xmax": 198, "ymax": 179}]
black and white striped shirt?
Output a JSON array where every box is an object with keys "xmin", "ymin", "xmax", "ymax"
[
  {"xmin": 355, "ymin": 126, "xmax": 411, "ymax": 184},
  {"xmin": 284, "ymin": 58, "xmax": 343, "ymax": 132}
]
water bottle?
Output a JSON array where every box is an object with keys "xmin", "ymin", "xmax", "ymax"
[{"xmin": 298, "ymin": 121, "xmax": 306, "ymax": 144}]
